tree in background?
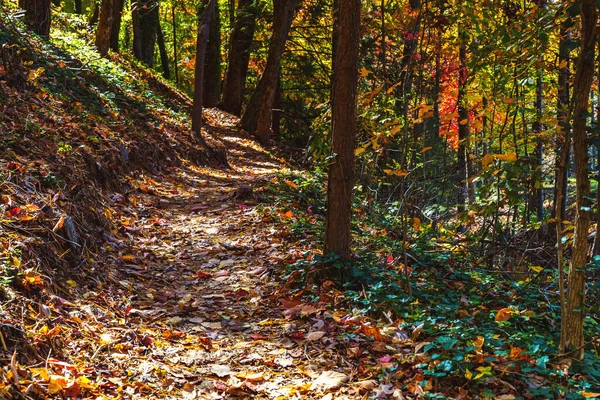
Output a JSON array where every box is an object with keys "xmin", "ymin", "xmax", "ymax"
[
  {"xmin": 240, "ymin": 0, "xmax": 298, "ymax": 144},
  {"xmin": 19, "ymin": 0, "xmax": 51, "ymax": 37},
  {"xmin": 218, "ymin": 0, "xmax": 258, "ymax": 115},
  {"xmin": 203, "ymin": 0, "xmax": 221, "ymax": 107},
  {"xmin": 95, "ymin": 0, "xmax": 113, "ymax": 57},
  {"xmin": 323, "ymin": 0, "xmax": 360, "ymax": 262},
  {"xmin": 191, "ymin": 0, "xmax": 215, "ymax": 136},
  {"xmin": 109, "ymin": 0, "xmax": 124, "ymax": 52},
  {"xmin": 133, "ymin": 0, "xmax": 159, "ymax": 66}
]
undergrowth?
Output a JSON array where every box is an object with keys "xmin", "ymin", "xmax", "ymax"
[{"xmin": 268, "ymin": 169, "xmax": 600, "ymax": 398}]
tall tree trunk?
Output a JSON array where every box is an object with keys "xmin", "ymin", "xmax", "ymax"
[
  {"xmin": 74, "ymin": 0, "xmax": 82, "ymax": 14},
  {"xmin": 240, "ymin": 0, "xmax": 298, "ymax": 144},
  {"xmin": 191, "ymin": 0, "xmax": 215, "ymax": 136},
  {"xmin": 95, "ymin": 0, "xmax": 113, "ymax": 57},
  {"xmin": 109, "ymin": 0, "xmax": 124, "ymax": 52},
  {"xmin": 218, "ymin": 0, "xmax": 257, "ymax": 115},
  {"xmin": 456, "ymin": 34, "xmax": 472, "ymax": 211},
  {"xmin": 203, "ymin": 0, "xmax": 221, "ymax": 107},
  {"xmin": 172, "ymin": 5, "xmax": 179, "ymax": 86},
  {"xmin": 532, "ymin": 0, "xmax": 547, "ymax": 224},
  {"xmin": 323, "ymin": 0, "xmax": 360, "ymax": 262},
  {"xmin": 19, "ymin": 0, "xmax": 51, "ymax": 37},
  {"xmin": 157, "ymin": 19, "xmax": 170, "ymax": 79},
  {"xmin": 561, "ymin": 0, "xmax": 597, "ymax": 359},
  {"xmin": 133, "ymin": 0, "xmax": 159, "ymax": 66}
]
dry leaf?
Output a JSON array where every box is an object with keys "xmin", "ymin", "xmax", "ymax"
[{"xmin": 310, "ymin": 370, "xmax": 348, "ymax": 391}]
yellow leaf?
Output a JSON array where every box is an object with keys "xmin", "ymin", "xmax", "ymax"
[
  {"xmin": 360, "ymin": 67, "xmax": 369, "ymax": 78},
  {"xmin": 420, "ymin": 146, "xmax": 433, "ymax": 154},
  {"xmin": 473, "ymin": 335, "xmax": 484, "ymax": 350},
  {"xmin": 412, "ymin": 217, "xmax": 421, "ymax": 231},
  {"xmin": 383, "ymin": 169, "xmax": 409, "ymax": 177},
  {"xmin": 66, "ymin": 280, "xmax": 77, "ymax": 288},
  {"xmin": 559, "ymin": 59, "xmax": 568, "ymax": 69},
  {"xmin": 355, "ymin": 145, "xmax": 368, "ymax": 156},
  {"xmin": 30, "ymin": 368, "xmax": 50, "ymax": 381},
  {"xmin": 495, "ymin": 308, "xmax": 513, "ymax": 322},
  {"xmin": 465, "ymin": 368, "xmax": 473, "ymax": 379},
  {"xmin": 481, "ymin": 154, "xmax": 495, "ymax": 168},
  {"xmin": 474, "ymin": 366, "xmax": 492, "ymax": 379},
  {"xmin": 11, "ymin": 257, "xmax": 21, "ymax": 267},
  {"xmin": 495, "ymin": 152, "xmax": 517, "ymax": 162},
  {"xmin": 530, "ymin": 265, "xmax": 543, "ymax": 273},
  {"xmin": 48, "ymin": 375, "xmax": 69, "ymax": 394},
  {"xmin": 459, "ymin": 119, "xmax": 469, "ymax": 125}
]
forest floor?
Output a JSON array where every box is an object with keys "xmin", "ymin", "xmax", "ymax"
[{"xmin": 2, "ymin": 9, "xmax": 600, "ymax": 400}]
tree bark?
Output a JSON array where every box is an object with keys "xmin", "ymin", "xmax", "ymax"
[
  {"xmin": 240, "ymin": 0, "xmax": 298, "ymax": 144},
  {"xmin": 109, "ymin": 0, "xmax": 124, "ymax": 52},
  {"xmin": 203, "ymin": 0, "xmax": 221, "ymax": 107},
  {"xmin": 157, "ymin": 19, "xmax": 170, "ymax": 79},
  {"xmin": 74, "ymin": 0, "xmax": 82, "ymax": 14},
  {"xmin": 95, "ymin": 0, "xmax": 113, "ymax": 57},
  {"xmin": 456, "ymin": 34, "xmax": 472, "ymax": 211},
  {"xmin": 218, "ymin": 0, "xmax": 258, "ymax": 115},
  {"xmin": 172, "ymin": 5, "xmax": 179, "ymax": 86},
  {"xmin": 133, "ymin": 0, "xmax": 159, "ymax": 66},
  {"xmin": 191, "ymin": 0, "xmax": 215, "ymax": 136},
  {"xmin": 323, "ymin": 0, "xmax": 360, "ymax": 261},
  {"xmin": 561, "ymin": 0, "xmax": 597, "ymax": 359},
  {"xmin": 19, "ymin": 0, "xmax": 51, "ymax": 37}
]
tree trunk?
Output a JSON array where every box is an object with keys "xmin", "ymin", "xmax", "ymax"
[
  {"xmin": 203, "ymin": 0, "xmax": 221, "ymax": 107},
  {"xmin": 323, "ymin": 0, "xmax": 360, "ymax": 262},
  {"xmin": 157, "ymin": 19, "xmax": 170, "ymax": 79},
  {"xmin": 95, "ymin": 0, "xmax": 113, "ymax": 57},
  {"xmin": 191, "ymin": 0, "xmax": 215, "ymax": 136},
  {"xmin": 109, "ymin": 0, "xmax": 124, "ymax": 52},
  {"xmin": 456, "ymin": 35, "xmax": 471, "ymax": 211},
  {"xmin": 133, "ymin": 0, "xmax": 159, "ymax": 66},
  {"xmin": 74, "ymin": 0, "xmax": 82, "ymax": 14},
  {"xmin": 172, "ymin": 5, "xmax": 179, "ymax": 86},
  {"xmin": 19, "ymin": 0, "xmax": 51, "ymax": 37},
  {"xmin": 218, "ymin": 0, "xmax": 257, "ymax": 115},
  {"xmin": 561, "ymin": 0, "xmax": 597, "ymax": 359},
  {"xmin": 240, "ymin": 0, "xmax": 298, "ymax": 144}
]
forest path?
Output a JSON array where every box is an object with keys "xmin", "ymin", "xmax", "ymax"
[{"xmin": 63, "ymin": 110, "xmax": 400, "ymax": 399}]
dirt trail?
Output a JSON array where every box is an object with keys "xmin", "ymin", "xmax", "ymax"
[{"xmin": 52, "ymin": 110, "xmax": 392, "ymax": 399}]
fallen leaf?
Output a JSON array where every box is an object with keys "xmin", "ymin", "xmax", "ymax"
[
  {"xmin": 310, "ymin": 370, "xmax": 348, "ymax": 391},
  {"xmin": 210, "ymin": 364, "xmax": 231, "ymax": 377}
]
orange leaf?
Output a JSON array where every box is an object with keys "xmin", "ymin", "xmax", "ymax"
[
  {"xmin": 284, "ymin": 180, "xmax": 298, "ymax": 189},
  {"xmin": 495, "ymin": 308, "xmax": 513, "ymax": 322}
]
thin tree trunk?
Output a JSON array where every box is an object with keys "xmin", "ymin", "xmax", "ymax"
[
  {"xmin": 157, "ymin": 19, "xmax": 170, "ymax": 79},
  {"xmin": 323, "ymin": 0, "xmax": 360, "ymax": 262},
  {"xmin": 172, "ymin": 5, "xmax": 179, "ymax": 86},
  {"xmin": 203, "ymin": 0, "xmax": 221, "ymax": 107},
  {"xmin": 109, "ymin": 0, "xmax": 124, "ymax": 52},
  {"xmin": 95, "ymin": 0, "xmax": 113, "ymax": 57},
  {"xmin": 561, "ymin": 0, "xmax": 597, "ymax": 358},
  {"xmin": 191, "ymin": 0, "xmax": 215, "ymax": 136},
  {"xmin": 456, "ymin": 33, "xmax": 471, "ymax": 211},
  {"xmin": 19, "ymin": 0, "xmax": 51, "ymax": 37},
  {"xmin": 240, "ymin": 0, "xmax": 298, "ymax": 144},
  {"xmin": 74, "ymin": 0, "xmax": 82, "ymax": 14}
]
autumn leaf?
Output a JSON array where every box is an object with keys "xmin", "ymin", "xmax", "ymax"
[
  {"xmin": 310, "ymin": 370, "xmax": 348, "ymax": 391},
  {"xmin": 481, "ymin": 153, "xmax": 495, "ymax": 168},
  {"xmin": 495, "ymin": 152, "xmax": 517, "ymax": 162},
  {"xmin": 495, "ymin": 308, "xmax": 513, "ymax": 322}
]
